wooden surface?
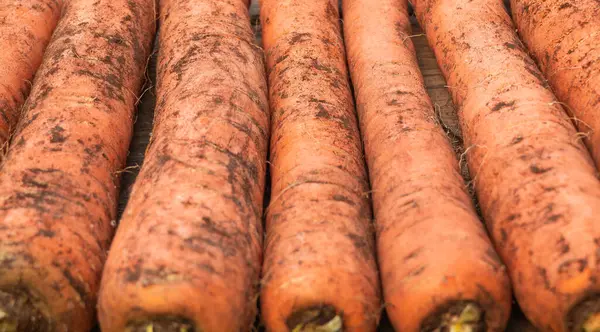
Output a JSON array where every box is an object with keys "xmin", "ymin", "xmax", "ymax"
[{"xmin": 113, "ymin": 1, "xmax": 538, "ymax": 331}]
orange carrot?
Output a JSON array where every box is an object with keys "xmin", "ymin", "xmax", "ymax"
[
  {"xmin": 97, "ymin": 0, "xmax": 269, "ymax": 331},
  {"xmin": 0, "ymin": 0, "xmax": 61, "ymax": 145},
  {"xmin": 342, "ymin": 0, "xmax": 512, "ymax": 330},
  {"xmin": 0, "ymin": 0, "xmax": 155, "ymax": 331},
  {"xmin": 411, "ymin": 0, "xmax": 600, "ymax": 331},
  {"xmin": 510, "ymin": 0, "xmax": 600, "ymax": 168},
  {"xmin": 259, "ymin": 1, "xmax": 381, "ymax": 331}
]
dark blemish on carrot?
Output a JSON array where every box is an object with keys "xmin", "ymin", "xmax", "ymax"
[
  {"xmin": 557, "ymin": 236, "xmax": 570, "ymax": 255},
  {"xmin": 315, "ymin": 104, "xmax": 330, "ymax": 118},
  {"xmin": 530, "ymin": 165, "xmax": 553, "ymax": 174},
  {"xmin": 124, "ymin": 261, "xmax": 143, "ymax": 283},
  {"xmin": 332, "ymin": 194, "xmax": 355, "ymax": 206},
  {"xmin": 403, "ymin": 247, "xmax": 423, "ymax": 262},
  {"xmin": 500, "ymin": 228, "xmax": 508, "ymax": 243},
  {"xmin": 346, "ymin": 233, "xmax": 371, "ymax": 259},
  {"xmin": 37, "ymin": 229, "xmax": 55, "ymax": 238},
  {"xmin": 60, "ymin": 265, "xmax": 90, "ymax": 305},
  {"xmin": 22, "ymin": 172, "xmax": 49, "ymax": 189},
  {"xmin": 49, "ymin": 125, "xmax": 67, "ymax": 143},
  {"xmin": 558, "ymin": 3, "xmax": 572, "ymax": 10},
  {"xmin": 506, "ymin": 213, "xmax": 520, "ymax": 221},
  {"xmin": 289, "ymin": 32, "xmax": 311, "ymax": 45},
  {"xmin": 538, "ymin": 267, "xmax": 553, "ymax": 291},
  {"xmin": 408, "ymin": 265, "xmax": 426, "ymax": 277},
  {"xmin": 311, "ymin": 59, "xmax": 332, "ymax": 73},
  {"xmin": 491, "ymin": 100, "xmax": 515, "ymax": 112},
  {"xmin": 545, "ymin": 214, "xmax": 562, "ymax": 224},
  {"xmin": 511, "ymin": 136, "xmax": 523, "ymax": 145},
  {"xmin": 558, "ymin": 258, "xmax": 588, "ymax": 276}
]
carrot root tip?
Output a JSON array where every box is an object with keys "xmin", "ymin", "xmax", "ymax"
[
  {"xmin": 0, "ymin": 289, "xmax": 50, "ymax": 332},
  {"xmin": 568, "ymin": 295, "xmax": 600, "ymax": 332},
  {"xmin": 421, "ymin": 301, "xmax": 484, "ymax": 332},
  {"xmin": 125, "ymin": 317, "xmax": 195, "ymax": 332},
  {"xmin": 286, "ymin": 305, "xmax": 343, "ymax": 332}
]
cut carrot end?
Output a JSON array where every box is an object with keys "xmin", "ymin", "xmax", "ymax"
[
  {"xmin": 448, "ymin": 303, "xmax": 483, "ymax": 332},
  {"xmin": 421, "ymin": 301, "xmax": 484, "ymax": 332},
  {"xmin": 0, "ymin": 289, "xmax": 50, "ymax": 332},
  {"xmin": 568, "ymin": 295, "xmax": 600, "ymax": 332},
  {"xmin": 287, "ymin": 305, "xmax": 343, "ymax": 332},
  {"xmin": 583, "ymin": 313, "xmax": 600, "ymax": 332},
  {"xmin": 125, "ymin": 317, "xmax": 196, "ymax": 332}
]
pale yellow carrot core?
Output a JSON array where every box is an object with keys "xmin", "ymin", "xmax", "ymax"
[
  {"xmin": 583, "ymin": 313, "xmax": 600, "ymax": 332},
  {"xmin": 431, "ymin": 303, "xmax": 483, "ymax": 332}
]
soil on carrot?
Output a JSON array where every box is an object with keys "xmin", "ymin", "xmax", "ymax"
[
  {"xmin": 113, "ymin": 1, "xmax": 535, "ymax": 331},
  {"xmin": 0, "ymin": 289, "xmax": 50, "ymax": 332},
  {"xmin": 126, "ymin": 317, "xmax": 195, "ymax": 332}
]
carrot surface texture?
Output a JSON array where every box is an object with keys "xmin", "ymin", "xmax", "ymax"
[
  {"xmin": 410, "ymin": 0, "xmax": 600, "ymax": 331},
  {"xmin": 342, "ymin": 0, "xmax": 512, "ymax": 330},
  {"xmin": 0, "ymin": 0, "xmax": 156, "ymax": 331},
  {"xmin": 510, "ymin": 0, "xmax": 600, "ymax": 169},
  {"xmin": 97, "ymin": 0, "xmax": 269, "ymax": 331},
  {"xmin": 259, "ymin": 1, "xmax": 382, "ymax": 331},
  {"xmin": 0, "ymin": 0, "xmax": 61, "ymax": 146}
]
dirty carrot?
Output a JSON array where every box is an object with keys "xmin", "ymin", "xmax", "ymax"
[
  {"xmin": 97, "ymin": 0, "xmax": 269, "ymax": 331},
  {"xmin": 342, "ymin": 0, "xmax": 512, "ymax": 330},
  {"xmin": 0, "ymin": 0, "xmax": 155, "ymax": 331},
  {"xmin": 510, "ymin": 0, "xmax": 600, "ymax": 167},
  {"xmin": 260, "ymin": 0, "xmax": 382, "ymax": 331},
  {"xmin": 0, "ymin": 0, "xmax": 61, "ymax": 145},
  {"xmin": 411, "ymin": 0, "xmax": 600, "ymax": 331}
]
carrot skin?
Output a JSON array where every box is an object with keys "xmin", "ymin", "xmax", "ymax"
[
  {"xmin": 0, "ymin": 0, "xmax": 155, "ymax": 331},
  {"xmin": 411, "ymin": 0, "xmax": 600, "ymax": 331},
  {"xmin": 0, "ymin": 0, "xmax": 61, "ymax": 144},
  {"xmin": 97, "ymin": 0, "xmax": 269, "ymax": 331},
  {"xmin": 510, "ymin": 0, "xmax": 600, "ymax": 169},
  {"xmin": 259, "ymin": 1, "xmax": 382, "ymax": 331},
  {"xmin": 342, "ymin": 0, "xmax": 512, "ymax": 330}
]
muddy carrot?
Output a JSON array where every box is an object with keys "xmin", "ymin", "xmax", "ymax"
[
  {"xmin": 0, "ymin": 0, "xmax": 155, "ymax": 331},
  {"xmin": 259, "ymin": 1, "xmax": 382, "ymax": 331},
  {"xmin": 342, "ymin": 0, "xmax": 512, "ymax": 330},
  {"xmin": 411, "ymin": 0, "xmax": 600, "ymax": 331},
  {"xmin": 97, "ymin": 0, "xmax": 269, "ymax": 331},
  {"xmin": 0, "ymin": 0, "xmax": 61, "ymax": 145},
  {"xmin": 510, "ymin": 0, "xmax": 600, "ymax": 168}
]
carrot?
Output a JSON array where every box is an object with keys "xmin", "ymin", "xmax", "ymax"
[
  {"xmin": 0, "ymin": 0, "xmax": 155, "ymax": 330},
  {"xmin": 259, "ymin": 1, "xmax": 381, "ymax": 331},
  {"xmin": 411, "ymin": 0, "xmax": 600, "ymax": 331},
  {"xmin": 510, "ymin": 0, "xmax": 600, "ymax": 167},
  {"xmin": 97, "ymin": 0, "xmax": 269, "ymax": 331},
  {"xmin": 0, "ymin": 0, "xmax": 61, "ymax": 145},
  {"xmin": 342, "ymin": 0, "xmax": 513, "ymax": 330}
]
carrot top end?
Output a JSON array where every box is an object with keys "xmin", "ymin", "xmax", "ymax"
[
  {"xmin": 447, "ymin": 303, "xmax": 483, "ymax": 332},
  {"xmin": 125, "ymin": 317, "xmax": 196, "ymax": 332},
  {"xmin": 568, "ymin": 294, "xmax": 600, "ymax": 332},
  {"xmin": 0, "ymin": 289, "xmax": 50, "ymax": 332},
  {"xmin": 287, "ymin": 305, "xmax": 342, "ymax": 332},
  {"xmin": 582, "ymin": 313, "xmax": 600, "ymax": 332},
  {"xmin": 421, "ymin": 301, "xmax": 484, "ymax": 332}
]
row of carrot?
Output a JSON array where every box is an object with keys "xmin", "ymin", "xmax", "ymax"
[{"xmin": 0, "ymin": 0, "xmax": 598, "ymax": 331}]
